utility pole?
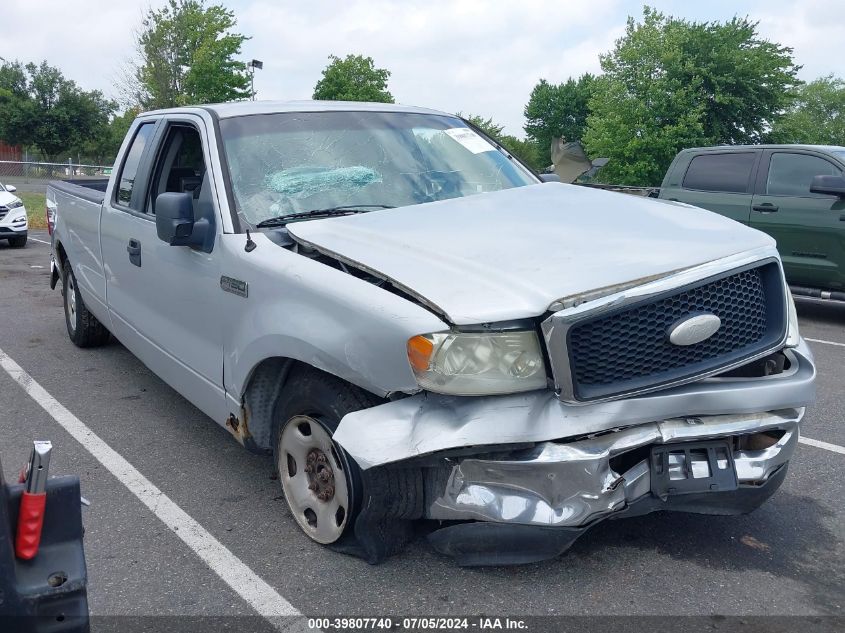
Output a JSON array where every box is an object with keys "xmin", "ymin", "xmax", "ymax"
[{"xmin": 247, "ymin": 59, "xmax": 263, "ymax": 101}]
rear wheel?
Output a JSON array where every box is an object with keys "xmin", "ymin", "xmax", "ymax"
[
  {"xmin": 273, "ymin": 367, "xmax": 377, "ymax": 545},
  {"xmin": 8, "ymin": 235, "xmax": 26, "ymax": 248},
  {"xmin": 63, "ymin": 262, "xmax": 110, "ymax": 348}
]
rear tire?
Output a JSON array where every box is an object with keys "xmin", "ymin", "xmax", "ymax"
[
  {"xmin": 8, "ymin": 235, "xmax": 26, "ymax": 248},
  {"xmin": 272, "ymin": 367, "xmax": 378, "ymax": 546},
  {"xmin": 63, "ymin": 262, "xmax": 110, "ymax": 348}
]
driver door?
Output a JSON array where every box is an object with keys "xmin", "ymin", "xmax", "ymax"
[{"xmin": 100, "ymin": 115, "xmax": 227, "ymax": 422}]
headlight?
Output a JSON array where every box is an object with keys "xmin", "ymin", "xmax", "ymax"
[
  {"xmin": 8, "ymin": 199, "xmax": 23, "ymax": 209},
  {"xmin": 407, "ymin": 330, "xmax": 547, "ymax": 395},
  {"xmin": 785, "ymin": 289, "xmax": 800, "ymax": 348}
]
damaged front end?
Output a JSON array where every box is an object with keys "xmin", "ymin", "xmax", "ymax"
[{"xmin": 334, "ymin": 333, "xmax": 815, "ymax": 565}]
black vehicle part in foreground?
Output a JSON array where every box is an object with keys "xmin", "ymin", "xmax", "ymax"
[{"xmin": 0, "ymin": 452, "xmax": 89, "ymax": 632}]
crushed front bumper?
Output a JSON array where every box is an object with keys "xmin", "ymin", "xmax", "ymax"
[
  {"xmin": 426, "ymin": 409, "xmax": 800, "ymax": 528},
  {"xmin": 420, "ymin": 409, "xmax": 800, "ymax": 565}
]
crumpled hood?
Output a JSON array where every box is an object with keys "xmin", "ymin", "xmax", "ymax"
[{"xmin": 287, "ymin": 183, "xmax": 775, "ymax": 325}]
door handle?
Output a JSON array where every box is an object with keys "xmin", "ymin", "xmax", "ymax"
[
  {"xmin": 127, "ymin": 239, "xmax": 141, "ymax": 267},
  {"xmin": 752, "ymin": 204, "xmax": 779, "ymax": 213}
]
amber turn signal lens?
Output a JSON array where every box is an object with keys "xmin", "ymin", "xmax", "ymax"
[{"xmin": 407, "ymin": 335, "xmax": 434, "ymax": 372}]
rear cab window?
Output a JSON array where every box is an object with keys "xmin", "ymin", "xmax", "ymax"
[
  {"xmin": 766, "ymin": 152, "xmax": 841, "ymax": 197},
  {"xmin": 682, "ymin": 152, "xmax": 757, "ymax": 193},
  {"xmin": 114, "ymin": 122, "xmax": 157, "ymax": 210}
]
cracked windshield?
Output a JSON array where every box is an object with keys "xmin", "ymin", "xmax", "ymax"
[{"xmin": 219, "ymin": 111, "xmax": 537, "ymax": 226}]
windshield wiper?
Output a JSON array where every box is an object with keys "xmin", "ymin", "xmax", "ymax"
[{"xmin": 256, "ymin": 204, "xmax": 395, "ymax": 228}]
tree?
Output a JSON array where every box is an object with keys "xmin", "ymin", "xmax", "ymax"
[
  {"xmin": 313, "ymin": 55, "xmax": 394, "ymax": 103},
  {"xmin": 131, "ymin": 0, "xmax": 250, "ymax": 109},
  {"xmin": 0, "ymin": 61, "xmax": 34, "ymax": 148},
  {"xmin": 583, "ymin": 7, "xmax": 801, "ymax": 186},
  {"xmin": 460, "ymin": 113, "xmax": 544, "ymax": 170},
  {"xmin": 769, "ymin": 76, "xmax": 845, "ymax": 145},
  {"xmin": 79, "ymin": 107, "xmax": 140, "ymax": 165},
  {"xmin": 524, "ymin": 74, "xmax": 594, "ymax": 166},
  {"xmin": 0, "ymin": 60, "xmax": 115, "ymax": 161}
]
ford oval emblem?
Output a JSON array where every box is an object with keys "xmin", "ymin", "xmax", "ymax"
[{"xmin": 667, "ymin": 313, "xmax": 722, "ymax": 346}]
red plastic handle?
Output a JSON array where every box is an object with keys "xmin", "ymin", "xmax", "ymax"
[{"xmin": 15, "ymin": 492, "xmax": 46, "ymax": 560}]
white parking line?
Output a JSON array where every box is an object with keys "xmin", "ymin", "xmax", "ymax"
[
  {"xmin": 805, "ymin": 337, "xmax": 845, "ymax": 348},
  {"xmin": 27, "ymin": 236, "xmax": 51, "ymax": 245},
  {"xmin": 0, "ymin": 347, "xmax": 302, "ymax": 628},
  {"xmin": 799, "ymin": 436, "xmax": 845, "ymax": 456}
]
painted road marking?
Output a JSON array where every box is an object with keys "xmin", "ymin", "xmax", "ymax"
[
  {"xmin": 0, "ymin": 347, "xmax": 303, "ymax": 629},
  {"xmin": 799, "ymin": 436, "xmax": 845, "ymax": 456},
  {"xmin": 27, "ymin": 236, "xmax": 51, "ymax": 245},
  {"xmin": 806, "ymin": 337, "xmax": 845, "ymax": 349}
]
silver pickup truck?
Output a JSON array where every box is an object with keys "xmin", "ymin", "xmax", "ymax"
[{"xmin": 48, "ymin": 101, "xmax": 815, "ymax": 566}]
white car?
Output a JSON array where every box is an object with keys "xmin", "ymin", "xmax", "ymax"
[{"xmin": 0, "ymin": 182, "xmax": 28, "ymax": 247}]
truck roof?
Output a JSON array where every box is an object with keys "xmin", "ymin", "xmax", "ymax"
[
  {"xmin": 679, "ymin": 144, "xmax": 845, "ymax": 154},
  {"xmin": 141, "ymin": 100, "xmax": 450, "ymax": 120}
]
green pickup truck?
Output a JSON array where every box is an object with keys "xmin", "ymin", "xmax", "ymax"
[{"xmin": 659, "ymin": 145, "xmax": 845, "ymax": 300}]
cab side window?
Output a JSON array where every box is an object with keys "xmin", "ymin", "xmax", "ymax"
[
  {"xmin": 148, "ymin": 125, "xmax": 207, "ymax": 215},
  {"xmin": 115, "ymin": 122, "xmax": 156, "ymax": 209},
  {"xmin": 682, "ymin": 152, "xmax": 756, "ymax": 193},
  {"xmin": 766, "ymin": 153, "xmax": 841, "ymax": 198}
]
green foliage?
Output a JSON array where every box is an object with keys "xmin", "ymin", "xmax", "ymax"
[
  {"xmin": 583, "ymin": 7, "xmax": 801, "ymax": 186},
  {"xmin": 524, "ymin": 74, "xmax": 594, "ymax": 166},
  {"xmin": 134, "ymin": 0, "xmax": 250, "ymax": 108},
  {"xmin": 460, "ymin": 113, "xmax": 543, "ymax": 170},
  {"xmin": 79, "ymin": 108, "xmax": 140, "ymax": 165},
  {"xmin": 461, "ymin": 113, "xmax": 504, "ymax": 139},
  {"xmin": 0, "ymin": 60, "xmax": 116, "ymax": 161},
  {"xmin": 313, "ymin": 55, "xmax": 394, "ymax": 103},
  {"xmin": 769, "ymin": 76, "xmax": 845, "ymax": 145}
]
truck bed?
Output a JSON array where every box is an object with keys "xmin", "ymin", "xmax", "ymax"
[{"xmin": 48, "ymin": 179, "xmax": 108, "ymax": 205}]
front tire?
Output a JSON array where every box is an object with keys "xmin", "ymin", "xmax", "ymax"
[
  {"xmin": 63, "ymin": 262, "xmax": 110, "ymax": 348},
  {"xmin": 272, "ymin": 367, "xmax": 378, "ymax": 545},
  {"xmin": 8, "ymin": 235, "xmax": 27, "ymax": 248}
]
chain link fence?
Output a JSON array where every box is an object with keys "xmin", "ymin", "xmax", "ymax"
[{"xmin": 0, "ymin": 160, "xmax": 113, "ymax": 193}]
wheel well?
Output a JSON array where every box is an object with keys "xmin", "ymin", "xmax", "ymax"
[
  {"xmin": 55, "ymin": 241, "xmax": 68, "ymax": 270},
  {"xmin": 240, "ymin": 357, "xmax": 386, "ymax": 454},
  {"xmin": 241, "ymin": 357, "xmax": 299, "ymax": 453}
]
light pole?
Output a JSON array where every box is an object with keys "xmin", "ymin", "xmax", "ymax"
[{"xmin": 247, "ymin": 59, "xmax": 263, "ymax": 101}]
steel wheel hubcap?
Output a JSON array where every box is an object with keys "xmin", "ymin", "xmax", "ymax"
[
  {"xmin": 67, "ymin": 275, "xmax": 77, "ymax": 332},
  {"xmin": 278, "ymin": 415, "xmax": 349, "ymax": 544}
]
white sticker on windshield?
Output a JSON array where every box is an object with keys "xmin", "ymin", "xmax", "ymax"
[{"xmin": 444, "ymin": 127, "xmax": 496, "ymax": 154}]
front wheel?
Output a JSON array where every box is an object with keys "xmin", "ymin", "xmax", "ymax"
[
  {"xmin": 273, "ymin": 367, "xmax": 377, "ymax": 545},
  {"xmin": 63, "ymin": 262, "xmax": 110, "ymax": 348},
  {"xmin": 8, "ymin": 235, "xmax": 27, "ymax": 248}
]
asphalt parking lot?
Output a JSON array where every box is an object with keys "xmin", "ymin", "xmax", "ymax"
[{"xmin": 1, "ymin": 232, "xmax": 843, "ymax": 627}]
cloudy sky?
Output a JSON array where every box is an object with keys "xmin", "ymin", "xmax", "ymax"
[{"xmin": 3, "ymin": 0, "xmax": 844, "ymax": 136}]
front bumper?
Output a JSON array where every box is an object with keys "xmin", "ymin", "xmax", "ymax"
[
  {"xmin": 334, "ymin": 340, "xmax": 815, "ymax": 469},
  {"xmin": 426, "ymin": 408, "xmax": 800, "ymax": 527},
  {"xmin": 427, "ymin": 464, "xmax": 789, "ymax": 566}
]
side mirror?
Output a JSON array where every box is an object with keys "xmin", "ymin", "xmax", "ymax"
[
  {"xmin": 810, "ymin": 174, "xmax": 845, "ymax": 198},
  {"xmin": 539, "ymin": 173, "xmax": 561, "ymax": 183},
  {"xmin": 156, "ymin": 192, "xmax": 197, "ymax": 246},
  {"xmin": 5, "ymin": 184, "xmax": 16, "ymax": 193}
]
